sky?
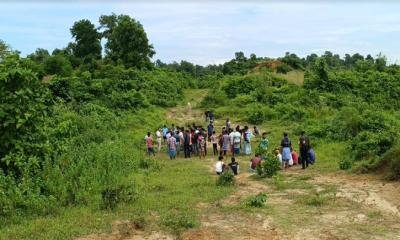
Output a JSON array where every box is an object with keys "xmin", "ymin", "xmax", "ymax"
[{"xmin": 1, "ymin": 1, "xmax": 400, "ymax": 65}]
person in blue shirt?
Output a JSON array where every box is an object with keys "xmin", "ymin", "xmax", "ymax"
[
  {"xmin": 162, "ymin": 125, "xmax": 169, "ymax": 143},
  {"xmin": 207, "ymin": 122, "xmax": 214, "ymax": 142}
]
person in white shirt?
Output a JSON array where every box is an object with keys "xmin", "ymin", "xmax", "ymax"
[
  {"xmin": 275, "ymin": 149, "xmax": 283, "ymax": 169},
  {"xmin": 215, "ymin": 156, "xmax": 225, "ymax": 175},
  {"xmin": 156, "ymin": 128, "xmax": 162, "ymax": 153}
]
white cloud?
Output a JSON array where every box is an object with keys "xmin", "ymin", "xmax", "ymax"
[{"xmin": 1, "ymin": 1, "xmax": 400, "ymax": 65}]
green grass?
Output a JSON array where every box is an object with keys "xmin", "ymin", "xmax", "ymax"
[
  {"xmin": 0, "ymin": 98, "xmax": 233, "ymax": 239},
  {"xmin": 275, "ymin": 70, "xmax": 304, "ymax": 86},
  {"xmin": 0, "ymin": 156, "xmax": 232, "ymax": 239}
]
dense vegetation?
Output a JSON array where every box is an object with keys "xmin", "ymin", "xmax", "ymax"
[
  {"xmin": 201, "ymin": 53, "xmax": 400, "ymax": 180},
  {"xmin": 1, "ymin": 12, "xmax": 400, "ymax": 237}
]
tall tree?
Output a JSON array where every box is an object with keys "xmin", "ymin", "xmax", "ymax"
[
  {"xmin": 99, "ymin": 13, "xmax": 155, "ymax": 69},
  {"xmin": 70, "ymin": 19, "xmax": 102, "ymax": 62},
  {"xmin": 0, "ymin": 39, "xmax": 13, "ymax": 62}
]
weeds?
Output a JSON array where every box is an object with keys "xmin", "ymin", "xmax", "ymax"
[
  {"xmin": 217, "ymin": 171, "xmax": 235, "ymax": 186},
  {"xmin": 245, "ymin": 193, "xmax": 268, "ymax": 207}
]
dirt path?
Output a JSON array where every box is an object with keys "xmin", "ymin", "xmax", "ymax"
[{"xmin": 78, "ymin": 90, "xmax": 400, "ymax": 240}]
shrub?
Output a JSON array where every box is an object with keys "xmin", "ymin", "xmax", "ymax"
[
  {"xmin": 375, "ymin": 145, "xmax": 400, "ymax": 180},
  {"xmin": 350, "ymin": 131, "xmax": 395, "ymax": 161},
  {"xmin": 276, "ymin": 64, "xmax": 291, "ymax": 74},
  {"xmin": 101, "ymin": 182, "xmax": 137, "ymax": 210},
  {"xmin": 246, "ymin": 104, "xmax": 276, "ymax": 124},
  {"xmin": 256, "ymin": 153, "xmax": 281, "ymax": 178},
  {"xmin": 245, "ymin": 193, "xmax": 268, "ymax": 207},
  {"xmin": 339, "ymin": 158, "xmax": 353, "ymax": 170},
  {"xmin": 299, "ymin": 192, "xmax": 328, "ymax": 207},
  {"xmin": 161, "ymin": 209, "xmax": 197, "ymax": 234},
  {"xmin": 216, "ymin": 171, "xmax": 235, "ymax": 186}
]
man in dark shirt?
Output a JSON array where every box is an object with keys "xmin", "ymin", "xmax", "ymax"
[
  {"xmin": 228, "ymin": 157, "xmax": 239, "ymax": 175},
  {"xmin": 299, "ymin": 131, "xmax": 311, "ymax": 169}
]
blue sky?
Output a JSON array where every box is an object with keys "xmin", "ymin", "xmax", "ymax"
[{"xmin": 1, "ymin": 1, "xmax": 400, "ymax": 65}]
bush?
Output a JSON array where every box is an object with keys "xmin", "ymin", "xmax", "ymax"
[
  {"xmin": 339, "ymin": 158, "xmax": 353, "ymax": 170},
  {"xmin": 216, "ymin": 171, "xmax": 235, "ymax": 186},
  {"xmin": 374, "ymin": 145, "xmax": 400, "ymax": 180},
  {"xmin": 350, "ymin": 131, "xmax": 395, "ymax": 161},
  {"xmin": 256, "ymin": 153, "xmax": 281, "ymax": 178},
  {"xmin": 276, "ymin": 64, "xmax": 291, "ymax": 74},
  {"xmin": 161, "ymin": 209, "xmax": 197, "ymax": 234},
  {"xmin": 245, "ymin": 193, "xmax": 267, "ymax": 207},
  {"xmin": 247, "ymin": 104, "xmax": 276, "ymax": 124}
]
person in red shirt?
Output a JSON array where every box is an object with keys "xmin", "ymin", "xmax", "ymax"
[
  {"xmin": 291, "ymin": 148, "xmax": 299, "ymax": 165},
  {"xmin": 249, "ymin": 153, "xmax": 262, "ymax": 172},
  {"xmin": 146, "ymin": 132, "xmax": 155, "ymax": 156}
]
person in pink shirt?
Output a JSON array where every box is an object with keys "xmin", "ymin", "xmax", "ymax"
[{"xmin": 291, "ymin": 148, "xmax": 299, "ymax": 165}]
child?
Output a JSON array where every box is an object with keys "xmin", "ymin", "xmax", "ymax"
[
  {"xmin": 198, "ymin": 134, "xmax": 206, "ymax": 160},
  {"xmin": 210, "ymin": 131, "xmax": 219, "ymax": 155},
  {"xmin": 275, "ymin": 148, "xmax": 282, "ymax": 167},
  {"xmin": 215, "ymin": 156, "xmax": 225, "ymax": 175},
  {"xmin": 291, "ymin": 148, "xmax": 299, "ymax": 165}
]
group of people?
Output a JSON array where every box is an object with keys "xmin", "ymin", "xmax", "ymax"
[
  {"xmin": 144, "ymin": 117, "xmax": 315, "ymax": 176},
  {"xmin": 216, "ymin": 130, "xmax": 316, "ymax": 175},
  {"xmin": 144, "ymin": 118, "xmax": 262, "ymax": 160}
]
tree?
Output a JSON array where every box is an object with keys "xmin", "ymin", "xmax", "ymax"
[
  {"xmin": 99, "ymin": 13, "xmax": 155, "ymax": 69},
  {"xmin": 0, "ymin": 56, "xmax": 50, "ymax": 174},
  {"xmin": 44, "ymin": 54, "xmax": 73, "ymax": 77},
  {"xmin": 375, "ymin": 53, "xmax": 387, "ymax": 72},
  {"xmin": 27, "ymin": 48, "xmax": 50, "ymax": 63},
  {"xmin": 70, "ymin": 19, "xmax": 102, "ymax": 62},
  {"xmin": 0, "ymin": 39, "xmax": 13, "ymax": 62}
]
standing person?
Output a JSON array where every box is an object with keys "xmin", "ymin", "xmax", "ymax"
[
  {"xmin": 291, "ymin": 148, "xmax": 299, "ymax": 165},
  {"xmin": 211, "ymin": 131, "xmax": 219, "ymax": 155},
  {"xmin": 156, "ymin": 128, "xmax": 162, "ymax": 153},
  {"xmin": 183, "ymin": 129, "xmax": 191, "ymax": 158},
  {"xmin": 179, "ymin": 128, "xmax": 185, "ymax": 156},
  {"xmin": 280, "ymin": 132, "xmax": 292, "ymax": 170},
  {"xmin": 162, "ymin": 125, "xmax": 168, "ymax": 143},
  {"xmin": 299, "ymin": 131, "xmax": 311, "ymax": 169},
  {"xmin": 275, "ymin": 148, "xmax": 282, "ymax": 166},
  {"xmin": 175, "ymin": 130, "xmax": 181, "ymax": 157},
  {"xmin": 259, "ymin": 132, "xmax": 269, "ymax": 155},
  {"xmin": 230, "ymin": 126, "xmax": 242, "ymax": 156},
  {"xmin": 253, "ymin": 126, "xmax": 260, "ymax": 138},
  {"xmin": 226, "ymin": 118, "xmax": 231, "ymax": 130},
  {"xmin": 209, "ymin": 111, "xmax": 215, "ymax": 122},
  {"xmin": 168, "ymin": 133, "xmax": 177, "ymax": 160},
  {"xmin": 228, "ymin": 157, "xmax": 240, "ymax": 175},
  {"xmin": 243, "ymin": 126, "xmax": 253, "ymax": 155},
  {"xmin": 192, "ymin": 128, "xmax": 199, "ymax": 156},
  {"xmin": 146, "ymin": 132, "xmax": 155, "ymax": 156},
  {"xmin": 207, "ymin": 122, "xmax": 214, "ymax": 142},
  {"xmin": 221, "ymin": 130, "xmax": 230, "ymax": 157},
  {"xmin": 198, "ymin": 133, "xmax": 206, "ymax": 159},
  {"xmin": 205, "ymin": 111, "xmax": 209, "ymax": 122}
]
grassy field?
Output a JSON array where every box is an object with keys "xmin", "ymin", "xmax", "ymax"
[{"xmin": 1, "ymin": 89, "xmax": 399, "ymax": 240}]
